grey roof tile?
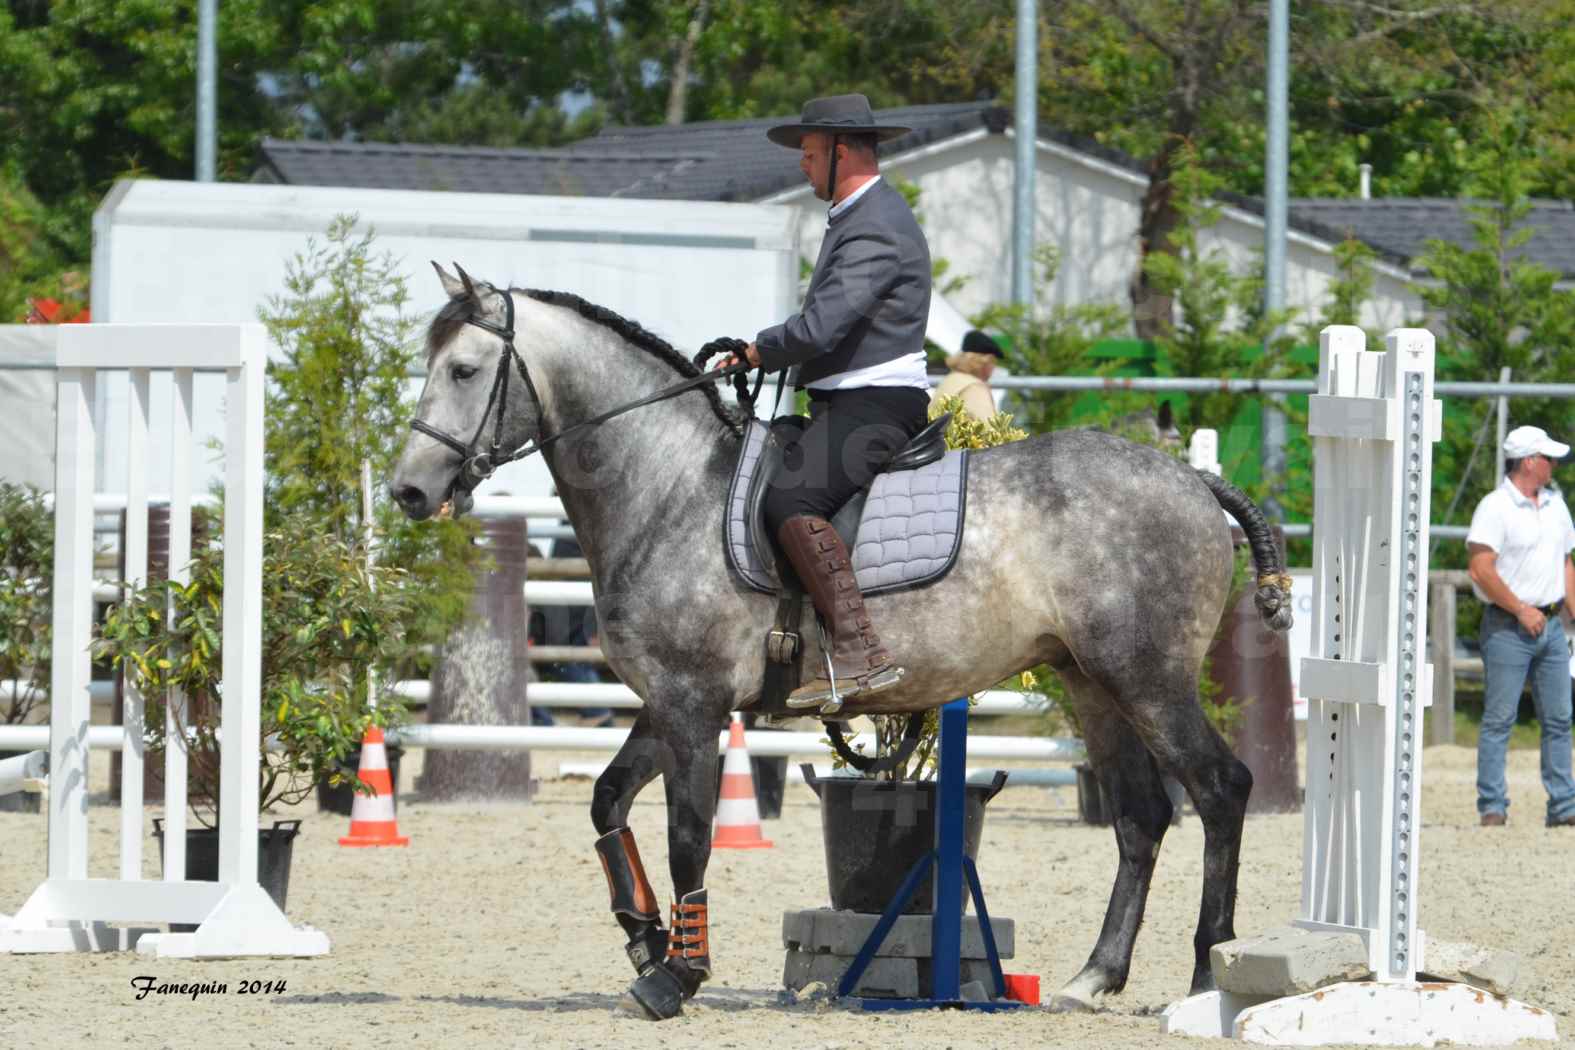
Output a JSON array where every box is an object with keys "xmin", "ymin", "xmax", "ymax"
[
  {"xmin": 254, "ymin": 137, "xmax": 710, "ymax": 198},
  {"xmin": 1286, "ymin": 198, "xmax": 1575, "ymax": 278}
]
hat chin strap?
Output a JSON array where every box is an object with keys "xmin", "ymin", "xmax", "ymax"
[{"xmin": 825, "ymin": 133, "xmax": 839, "ymax": 208}]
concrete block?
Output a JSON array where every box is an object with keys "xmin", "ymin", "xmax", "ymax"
[
  {"xmin": 783, "ymin": 949, "xmax": 918, "ymax": 998},
  {"xmin": 958, "ymin": 980, "xmax": 989, "ymax": 1002},
  {"xmin": 780, "ymin": 908, "xmax": 1014, "ymax": 959},
  {"xmin": 1211, "ymin": 925, "xmax": 1371, "ymax": 997},
  {"xmin": 1419, "ymin": 939, "xmax": 1521, "ymax": 996},
  {"xmin": 782, "ymin": 950, "xmax": 1002, "ymax": 1000}
]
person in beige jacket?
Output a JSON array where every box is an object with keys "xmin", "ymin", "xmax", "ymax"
[{"xmin": 930, "ymin": 329, "xmax": 1003, "ymax": 421}]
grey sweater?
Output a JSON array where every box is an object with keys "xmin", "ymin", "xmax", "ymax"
[{"xmin": 755, "ymin": 179, "xmax": 931, "ymax": 387}]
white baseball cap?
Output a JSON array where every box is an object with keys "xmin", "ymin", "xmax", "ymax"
[{"xmin": 1503, "ymin": 425, "xmax": 1570, "ymax": 460}]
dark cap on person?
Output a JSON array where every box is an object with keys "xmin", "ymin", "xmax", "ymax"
[
  {"xmin": 961, "ymin": 330, "xmax": 1004, "ymax": 359},
  {"xmin": 766, "ymin": 94, "xmax": 912, "ymax": 149}
]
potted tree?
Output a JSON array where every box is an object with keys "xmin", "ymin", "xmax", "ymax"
[
  {"xmin": 801, "ymin": 398, "xmax": 1023, "ymax": 915},
  {"xmin": 95, "ymin": 215, "xmax": 479, "ymax": 908},
  {"xmin": 0, "ymin": 483, "xmax": 51, "ymax": 814},
  {"xmin": 254, "ymin": 215, "xmax": 482, "ymax": 809},
  {"xmin": 97, "ymin": 508, "xmax": 415, "ymax": 912}
]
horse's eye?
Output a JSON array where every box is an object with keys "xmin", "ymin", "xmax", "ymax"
[{"xmin": 451, "ymin": 363, "xmax": 479, "ymax": 381}]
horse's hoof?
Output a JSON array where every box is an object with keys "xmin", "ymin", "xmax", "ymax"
[
  {"xmin": 623, "ymin": 965, "xmax": 686, "ymax": 1020},
  {"xmin": 1047, "ymin": 991, "xmax": 1096, "ymax": 1013},
  {"xmin": 1048, "ymin": 970, "xmax": 1106, "ymax": 1013}
]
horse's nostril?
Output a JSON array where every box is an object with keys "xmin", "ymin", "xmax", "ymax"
[{"xmin": 392, "ymin": 485, "xmax": 428, "ymax": 514}]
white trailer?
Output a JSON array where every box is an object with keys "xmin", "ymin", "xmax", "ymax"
[{"xmin": 84, "ymin": 178, "xmax": 801, "ymax": 499}]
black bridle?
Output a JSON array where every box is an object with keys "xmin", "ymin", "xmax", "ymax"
[{"xmin": 410, "ymin": 289, "xmax": 755, "ymax": 497}]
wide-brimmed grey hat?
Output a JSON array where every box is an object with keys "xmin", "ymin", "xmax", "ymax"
[{"xmin": 766, "ymin": 94, "xmax": 911, "ymax": 149}]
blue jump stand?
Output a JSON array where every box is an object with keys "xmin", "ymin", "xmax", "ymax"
[{"xmin": 837, "ymin": 699, "xmax": 1022, "ymax": 1012}]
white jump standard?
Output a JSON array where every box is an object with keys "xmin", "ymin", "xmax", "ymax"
[
  {"xmin": 1161, "ymin": 326, "xmax": 1556, "ymax": 1045},
  {"xmin": 0, "ymin": 323, "xmax": 328, "ymax": 958}
]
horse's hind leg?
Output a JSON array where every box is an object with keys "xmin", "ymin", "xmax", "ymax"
[
  {"xmin": 589, "ymin": 711, "xmax": 671, "ymax": 1002},
  {"xmin": 1050, "ymin": 668, "xmax": 1177, "ymax": 1012},
  {"xmin": 1143, "ymin": 694, "xmax": 1253, "ymax": 994}
]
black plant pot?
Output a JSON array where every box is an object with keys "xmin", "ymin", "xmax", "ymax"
[
  {"xmin": 801, "ymin": 764, "xmax": 1006, "ymax": 915},
  {"xmin": 153, "ymin": 818, "xmax": 302, "ymax": 932},
  {"xmin": 1075, "ymin": 762, "xmax": 1187, "ymax": 826},
  {"xmin": 316, "ymin": 744, "xmax": 404, "ymax": 816},
  {"xmin": 0, "ymin": 750, "xmax": 41, "ymax": 814},
  {"xmin": 714, "ymin": 752, "xmax": 788, "ymax": 820}
]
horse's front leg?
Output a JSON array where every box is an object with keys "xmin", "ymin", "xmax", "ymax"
[
  {"xmin": 613, "ymin": 702, "xmax": 729, "ymax": 1020},
  {"xmin": 589, "ymin": 711, "xmax": 673, "ymax": 1004}
]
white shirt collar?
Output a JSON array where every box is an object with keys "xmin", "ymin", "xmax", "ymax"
[
  {"xmin": 1500, "ymin": 476, "xmax": 1554, "ymax": 508},
  {"xmin": 828, "ymin": 176, "xmax": 881, "ymax": 221}
]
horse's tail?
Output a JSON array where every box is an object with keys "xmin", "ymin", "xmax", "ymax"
[{"xmin": 1196, "ymin": 470, "xmax": 1294, "ymax": 633}]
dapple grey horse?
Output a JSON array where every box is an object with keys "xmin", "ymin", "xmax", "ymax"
[{"xmin": 391, "ymin": 266, "xmax": 1293, "ymax": 1019}]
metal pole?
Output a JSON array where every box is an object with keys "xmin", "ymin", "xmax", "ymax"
[
  {"xmin": 362, "ymin": 459, "xmax": 377, "ymax": 711},
  {"xmin": 1012, "ymin": 0, "xmax": 1037, "ymax": 308},
  {"xmin": 1260, "ymin": 0, "xmax": 1289, "ymax": 517},
  {"xmin": 196, "ymin": 0, "xmax": 217, "ymax": 181},
  {"xmin": 1495, "ymin": 366, "xmax": 1511, "ymax": 486}
]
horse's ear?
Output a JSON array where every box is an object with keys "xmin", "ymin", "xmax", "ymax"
[
  {"xmin": 452, "ymin": 262, "xmax": 480, "ymax": 300},
  {"xmin": 432, "ymin": 261, "xmax": 467, "ymax": 300}
]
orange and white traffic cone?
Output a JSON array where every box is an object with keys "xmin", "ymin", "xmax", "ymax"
[
  {"xmin": 338, "ymin": 725, "xmax": 409, "ymax": 847},
  {"xmin": 712, "ymin": 714, "xmax": 772, "ymax": 849}
]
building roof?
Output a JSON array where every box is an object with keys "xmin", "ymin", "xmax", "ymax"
[
  {"xmin": 255, "ymin": 103, "xmax": 1021, "ymax": 201},
  {"xmin": 253, "ymin": 138, "xmax": 713, "ymax": 198},
  {"xmin": 253, "ymin": 109, "xmax": 1575, "ymax": 278},
  {"xmin": 1284, "ymin": 198, "xmax": 1575, "ymax": 279}
]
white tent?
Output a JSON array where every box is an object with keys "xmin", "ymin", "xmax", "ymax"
[{"xmin": 88, "ymin": 179, "xmax": 802, "ymax": 500}]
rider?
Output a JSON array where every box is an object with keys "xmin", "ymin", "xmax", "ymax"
[{"xmin": 719, "ymin": 94, "xmax": 932, "ymax": 711}]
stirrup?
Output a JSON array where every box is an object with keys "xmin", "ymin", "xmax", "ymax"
[
  {"xmin": 790, "ymin": 618, "xmax": 854, "ymax": 716},
  {"xmin": 785, "ymin": 665, "xmax": 904, "ymax": 715}
]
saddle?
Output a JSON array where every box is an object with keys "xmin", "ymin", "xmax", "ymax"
[{"xmin": 724, "ymin": 414, "xmax": 969, "ymax": 715}]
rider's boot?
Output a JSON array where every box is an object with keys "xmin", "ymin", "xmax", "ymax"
[{"xmin": 775, "ymin": 515, "xmax": 904, "ymax": 713}]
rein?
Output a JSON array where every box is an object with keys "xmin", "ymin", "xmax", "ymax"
[{"xmin": 411, "ymin": 290, "xmax": 756, "ymax": 494}]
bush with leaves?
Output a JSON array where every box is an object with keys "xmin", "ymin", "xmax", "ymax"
[
  {"xmin": 0, "ymin": 484, "xmax": 51, "ymax": 728},
  {"xmin": 97, "ymin": 513, "xmax": 414, "ymax": 825}
]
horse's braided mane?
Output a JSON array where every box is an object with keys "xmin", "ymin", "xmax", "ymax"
[{"xmin": 425, "ymin": 286, "xmax": 747, "ymax": 437}]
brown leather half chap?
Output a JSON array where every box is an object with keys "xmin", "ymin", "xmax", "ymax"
[
  {"xmin": 595, "ymin": 827, "xmax": 661, "ymax": 923},
  {"xmin": 666, "ymin": 888, "xmax": 711, "ymax": 977}
]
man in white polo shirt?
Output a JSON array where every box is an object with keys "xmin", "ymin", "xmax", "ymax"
[{"xmin": 1466, "ymin": 425, "xmax": 1575, "ymax": 827}]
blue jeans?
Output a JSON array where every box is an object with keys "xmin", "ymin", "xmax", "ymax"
[{"xmin": 1477, "ymin": 607, "xmax": 1575, "ymax": 822}]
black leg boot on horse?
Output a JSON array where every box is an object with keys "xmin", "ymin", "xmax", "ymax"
[{"xmin": 776, "ymin": 515, "xmax": 904, "ymax": 713}]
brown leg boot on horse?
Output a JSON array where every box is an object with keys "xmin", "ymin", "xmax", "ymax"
[{"xmin": 776, "ymin": 515, "xmax": 904, "ymax": 715}]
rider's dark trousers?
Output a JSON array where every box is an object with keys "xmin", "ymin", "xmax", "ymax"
[{"xmin": 762, "ymin": 385, "xmax": 930, "ymax": 535}]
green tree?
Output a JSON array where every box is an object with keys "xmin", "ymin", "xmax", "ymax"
[
  {"xmin": 257, "ymin": 215, "xmax": 482, "ymax": 663},
  {"xmin": 1303, "ymin": 237, "xmax": 1379, "ymax": 346},
  {"xmin": 1031, "ymin": 0, "xmax": 1553, "ymax": 339},
  {"xmin": 972, "ymin": 245, "xmax": 1127, "ymax": 435},
  {"xmin": 1142, "ymin": 144, "xmax": 1294, "ymax": 434},
  {"xmin": 0, "ymin": 164, "xmax": 74, "ymax": 322},
  {"xmin": 1414, "ymin": 109, "xmax": 1575, "ymax": 524}
]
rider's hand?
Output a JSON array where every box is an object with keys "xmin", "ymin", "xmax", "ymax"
[
  {"xmin": 711, "ymin": 342, "xmax": 761, "ymax": 370},
  {"xmin": 1515, "ymin": 603, "xmax": 1547, "ymax": 637}
]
